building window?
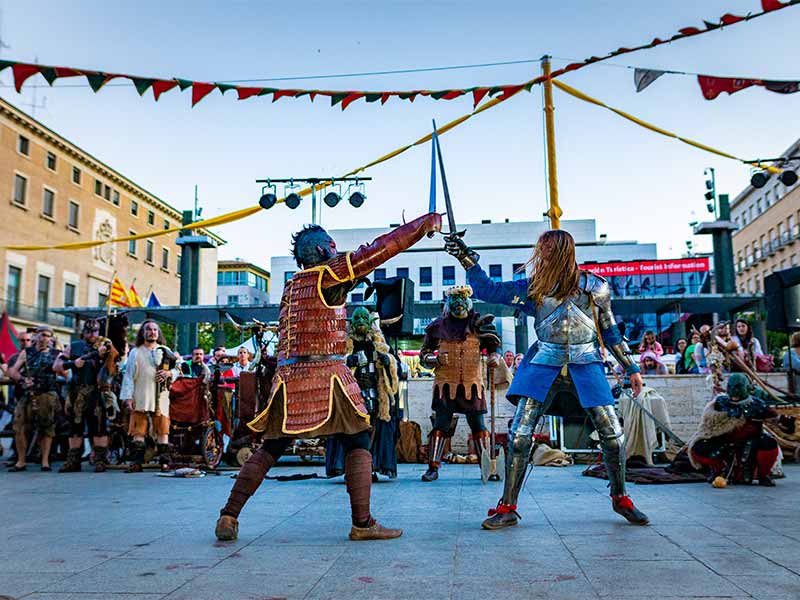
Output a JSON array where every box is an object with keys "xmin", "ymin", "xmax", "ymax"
[
  {"xmin": 64, "ymin": 282, "xmax": 76, "ymax": 326},
  {"xmin": 754, "ymin": 274, "xmax": 761, "ymax": 293},
  {"xmin": 373, "ymin": 268, "xmax": 386, "ymax": 281},
  {"xmin": 420, "ymin": 291, "xmax": 433, "ymax": 301},
  {"xmin": 72, "ymin": 166, "xmax": 81, "ymax": 185},
  {"xmin": 512, "ymin": 263, "xmax": 526, "ymax": 281},
  {"xmin": 42, "ymin": 188, "xmax": 55, "ymax": 218},
  {"xmin": 176, "ymin": 254, "xmax": 182, "ymax": 277},
  {"xmin": 753, "ymin": 241, "xmax": 761, "ymax": 261},
  {"xmin": 12, "ymin": 173, "xmax": 27, "ymax": 206},
  {"xmin": 163, "ymin": 219, "xmax": 170, "ymax": 230},
  {"xmin": 6, "ymin": 266, "xmax": 21, "ymax": 313},
  {"xmin": 161, "ymin": 248, "xmax": 169, "ymax": 271},
  {"xmin": 97, "ymin": 292, "xmax": 108, "ymax": 307},
  {"xmin": 396, "ymin": 267, "xmax": 409, "ymax": 279},
  {"xmin": 128, "ymin": 232, "xmax": 137, "ymax": 256},
  {"xmin": 103, "ymin": 185, "xmax": 111, "ymax": 201},
  {"xmin": 284, "ymin": 271, "xmax": 295, "ymax": 283},
  {"xmin": 756, "ymin": 198, "xmax": 763, "ymax": 215},
  {"xmin": 419, "ymin": 266, "xmax": 432, "ymax": 287},
  {"xmin": 112, "ymin": 190, "xmax": 120, "ymax": 206},
  {"xmin": 351, "ymin": 293, "xmax": 364, "ymax": 303},
  {"xmin": 442, "ymin": 265, "xmax": 455, "ymax": 286},
  {"xmin": 36, "ymin": 275, "xmax": 51, "ymax": 319},
  {"xmin": 227, "ymin": 295, "xmax": 240, "ymax": 306},
  {"xmin": 17, "ymin": 135, "xmax": 30, "ymax": 156},
  {"xmin": 68, "ymin": 201, "xmax": 80, "ymax": 230},
  {"xmin": 489, "ymin": 264, "xmax": 502, "ymax": 283},
  {"xmin": 131, "ymin": 200, "xmax": 139, "ymax": 216},
  {"xmin": 789, "ymin": 215, "xmax": 798, "ymax": 238},
  {"xmin": 147, "ymin": 210, "xmax": 155, "ymax": 225},
  {"xmin": 145, "ymin": 240, "xmax": 154, "ymax": 264},
  {"xmin": 764, "ymin": 192, "xmax": 771, "ymax": 208},
  {"xmin": 94, "ymin": 179, "xmax": 102, "ymax": 196},
  {"xmin": 773, "ymin": 184, "xmax": 781, "ymax": 201},
  {"xmin": 46, "ymin": 151, "xmax": 57, "ymax": 171}
]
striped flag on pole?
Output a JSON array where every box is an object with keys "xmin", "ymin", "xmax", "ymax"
[
  {"xmin": 127, "ymin": 282, "xmax": 144, "ymax": 307},
  {"xmin": 109, "ymin": 276, "xmax": 130, "ymax": 307}
]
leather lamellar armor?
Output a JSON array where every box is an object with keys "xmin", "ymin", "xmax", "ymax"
[
  {"xmin": 249, "ymin": 212, "xmax": 440, "ymax": 436},
  {"xmin": 435, "ymin": 336, "xmax": 483, "ymax": 401},
  {"xmin": 533, "ymin": 271, "xmax": 612, "ymax": 367}
]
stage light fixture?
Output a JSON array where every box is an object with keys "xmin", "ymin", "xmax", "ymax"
[
  {"xmin": 324, "ymin": 191, "xmax": 341, "ymax": 207},
  {"xmin": 750, "ymin": 171, "xmax": 770, "ymax": 189},
  {"xmin": 780, "ymin": 170, "xmax": 798, "ymax": 186},
  {"xmin": 348, "ymin": 191, "xmax": 366, "ymax": 208},
  {"xmin": 285, "ymin": 193, "xmax": 302, "ymax": 209},
  {"xmin": 259, "ymin": 183, "xmax": 278, "ymax": 210}
]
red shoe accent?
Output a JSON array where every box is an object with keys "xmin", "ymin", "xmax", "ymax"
[
  {"xmin": 487, "ymin": 502, "xmax": 517, "ymax": 516},
  {"xmin": 612, "ymin": 495, "xmax": 634, "ymax": 511}
]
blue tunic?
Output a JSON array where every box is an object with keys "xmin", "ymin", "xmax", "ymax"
[{"xmin": 466, "ymin": 264, "xmax": 615, "ymax": 408}]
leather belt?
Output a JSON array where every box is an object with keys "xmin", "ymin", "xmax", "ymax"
[{"xmin": 278, "ymin": 354, "xmax": 346, "ymax": 367}]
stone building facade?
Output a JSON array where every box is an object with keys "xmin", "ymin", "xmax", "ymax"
[{"xmin": 0, "ymin": 97, "xmax": 221, "ymax": 342}]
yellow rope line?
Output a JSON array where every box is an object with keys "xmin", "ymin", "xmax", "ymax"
[
  {"xmin": 4, "ymin": 87, "xmax": 526, "ymax": 252},
  {"xmin": 552, "ymin": 79, "xmax": 782, "ymax": 175}
]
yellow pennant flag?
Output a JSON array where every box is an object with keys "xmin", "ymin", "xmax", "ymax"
[
  {"xmin": 127, "ymin": 282, "xmax": 144, "ymax": 307},
  {"xmin": 109, "ymin": 276, "xmax": 130, "ymax": 308}
]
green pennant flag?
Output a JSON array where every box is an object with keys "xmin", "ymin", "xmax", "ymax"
[
  {"xmin": 0, "ymin": 60, "xmax": 13, "ymax": 73},
  {"xmin": 330, "ymin": 93, "xmax": 348, "ymax": 106},
  {"xmin": 132, "ymin": 77, "xmax": 156, "ymax": 96},
  {"xmin": 365, "ymin": 93, "xmax": 382, "ymax": 103},
  {"xmin": 40, "ymin": 68, "xmax": 59, "ymax": 85},
  {"xmin": 216, "ymin": 83, "xmax": 236, "ymax": 94},
  {"xmin": 86, "ymin": 72, "xmax": 109, "ymax": 92},
  {"xmin": 176, "ymin": 79, "xmax": 193, "ymax": 91},
  {"xmin": 258, "ymin": 88, "xmax": 278, "ymax": 96}
]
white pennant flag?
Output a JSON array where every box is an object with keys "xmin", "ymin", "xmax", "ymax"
[{"xmin": 634, "ymin": 68, "xmax": 666, "ymax": 93}]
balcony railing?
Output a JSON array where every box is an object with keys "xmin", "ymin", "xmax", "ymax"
[{"xmin": 0, "ymin": 299, "xmax": 73, "ymax": 328}]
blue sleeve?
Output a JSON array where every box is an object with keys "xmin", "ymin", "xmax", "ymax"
[
  {"xmin": 466, "ymin": 263, "xmax": 532, "ymax": 313},
  {"xmin": 600, "ymin": 325, "xmax": 623, "ymax": 346}
]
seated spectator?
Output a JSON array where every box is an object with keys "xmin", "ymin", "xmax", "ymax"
[
  {"xmin": 684, "ymin": 332, "xmax": 701, "ymax": 374},
  {"xmin": 731, "ymin": 319, "xmax": 765, "ymax": 371},
  {"xmin": 503, "ymin": 350, "xmax": 515, "ymax": 369},
  {"xmin": 673, "ymin": 338, "xmax": 688, "ymax": 374},
  {"xmin": 638, "ymin": 330, "xmax": 663, "ymax": 357},
  {"xmin": 783, "ymin": 331, "xmax": 800, "ymax": 390},
  {"xmin": 639, "ymin": 351, "xmax": 668, "ymax": 375},
  {"xmin": 231, "ymin": 347, "xmax": 252, "ymax": 376},
  {"xmin": 693, "ymin": 326, "xmax": 711, "ymax": 374}
]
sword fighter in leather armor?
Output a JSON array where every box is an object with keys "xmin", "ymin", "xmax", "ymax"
[
  {"xmin": 215, "ymin": 211, "xmax": 441, "ymax": 542},
  {"xmin": 419, "ymin": 285, "xmax": 501, "ymax": 482},
  {"xmin": 445, "ymin": 229, "xmax": 650, "ymax": 528}
]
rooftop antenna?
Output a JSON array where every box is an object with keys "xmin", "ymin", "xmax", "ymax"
[
  {"xmin": 21, "ymin": 56, "xmax": 47, "ymax": 118},
  {"xmin": 0, "ymin": 8, "xmax": 10, "ymax": 58}
]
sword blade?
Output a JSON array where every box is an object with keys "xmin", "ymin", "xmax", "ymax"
[{"xmin": 432, "ymin": 120, "xmax": 457, "ymax": 234}]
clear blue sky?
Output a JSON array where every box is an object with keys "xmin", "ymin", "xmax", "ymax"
[{"xmin": 2, "ymin": 1, "xmax": 798, "ymax": 267}]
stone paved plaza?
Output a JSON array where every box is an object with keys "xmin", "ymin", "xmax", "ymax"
[{"xmin": 1, "ymin": 461, "xmax": 799, "ymax": 600}]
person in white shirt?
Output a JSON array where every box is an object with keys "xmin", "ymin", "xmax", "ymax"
[
  {"xmin": 731, "ymin": 318, "xmax": 764, "ymax": 369},
  {"xmin": 231, "ymin": 347, "xmax": 252, "ymax": 377}
]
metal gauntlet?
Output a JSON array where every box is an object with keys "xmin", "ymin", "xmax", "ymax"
[
  {"xmin": 609, "ymin": 340, "xmax": 640, "ymax": 375},
  {"xmin": 444, "ymin": 236, "xmax": 479, "ymax": 269}
]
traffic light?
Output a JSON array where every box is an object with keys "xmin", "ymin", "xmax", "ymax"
[{"xmin": 704, "ymin": 168, "xmax": 716, "ymax": 214}]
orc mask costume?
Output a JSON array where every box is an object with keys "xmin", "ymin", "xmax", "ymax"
[
  {"xmin": 419, "ymin": 285, "xmax": 500, "ymax": 482},
  {"xmin": 216, "ymin": 212, "xmax": 440, "ymax": 542}
]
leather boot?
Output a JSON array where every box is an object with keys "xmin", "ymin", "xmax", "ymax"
[
  {"xmin": 127, "ymin": 441, "xmax": 146, "ymax": 473},
  {"xmin": 349, "ymin": 519, "xmax": 403, "ymax": 541},
  {"xmin": 59, "ymin": 448, "xmax": 83, "ymax": 473},
  {"xmin": 215, "ymin": 515, "xmax": 239, "ymax": 541},
  {"xmin": 156, "ymin": 443, "xmax": 172, "ymax": 471},
  {"xmin": 611, "ymin": 495, "xmax": 649, "ymax": 525},
  {"xmin": 481, "ymin": 502, "xmax": 521, "ymax": 530},
  {"xmin": 93, "ymin": 446, "xmax": 109, "ymax": 473},
  {"xmin": 421, "ymin": 430, "xmax": 446, "ymax": 482}
]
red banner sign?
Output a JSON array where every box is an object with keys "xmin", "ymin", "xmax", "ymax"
[{"xmin": 580, "ymin": 257, "xmax": 709, "ymax": 277}]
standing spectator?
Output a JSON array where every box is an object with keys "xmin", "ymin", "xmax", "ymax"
[
  {"xmin": 181, "ymin": 346, "xmax": 210, "ymax": 379},
  {"xmin": 693, "ymin": 325, "xmax": 711, "ymax": 374},
  {"xmin": 639, "ymin": 351, "xmax": 668, "ymax": 375},
  {"xmin": 731, "ymin": 319, "xmax": 764, "ymax": 370},
  {"xmin": 502, "ymin": 351, "xmax": 515, "ymax": 369},
  {"xmin": 684, "ymin": 332, "xmax": 701, "ymax": 374},
  {"xmin": 783, "ymin": 332, "xmax": 800, "ymax": 391},
  {"xmin": 638, "ymin": 330, "xmax": 663, "ymax": 357},
  {"xmin": 673, "ymin": 338, "xmax": 688, "ymax": 374},
  {"xmin": 7, "ymin": 326, "xmax": 60, "ymax": 472},
  {"xmin": 120, "ymin": 320, "xmax": 180, "ymax": 472},
  {"xmin": 208, "ymin": 346, "xmax": 227, "ymax": 367},
  {"xmin": 231, "ymin": 347, "xmax": 252, "ymax": 376},
  {"xmin": 513, "ymin": 353, "xmax": 524, "ymax": 374}
]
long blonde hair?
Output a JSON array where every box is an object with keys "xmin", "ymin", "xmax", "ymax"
[{"xmin": 526, "ymin": 230, "xmax": 581, "ymax": 306}]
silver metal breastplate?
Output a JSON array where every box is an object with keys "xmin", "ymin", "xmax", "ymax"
[{"xmin": 533, "ymin": 293, "xmax": 602, "ymax": 366}]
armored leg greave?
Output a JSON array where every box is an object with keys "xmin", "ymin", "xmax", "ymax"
[
  {"xmin": 221, "ymin": 447, "xmax": 277, "ymax": 518},
  {"xmin": 345, "ymin": 448, "xmax": 373, "ymax": 527},
  {"xmin": 585, "ymin": 405, "xmax": 626, "ymax": 496},
  {"xmin": 427, "ymin": 430, "xmax": 447, "ymax": 468},
  {"xmin": 502, "ymin": 397, "xmax": 547, "ymax": 506}
]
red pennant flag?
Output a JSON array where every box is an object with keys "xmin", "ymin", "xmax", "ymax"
[
  {"xmin": 53, "ymin": 67, "xmax": 84, "ymax": 78},
  {"xmin": 341, "ymin": 92, "xmax": 365, "ymax": 110},
  {"xmin": 563, "ymin": 62, "xmax": 583, "ymax": 72},
  {"xmin": 152, "ymin": 80, "xmax": 178, "ymax": 101},
  {"xmin": 697, "ymin": 75, "xmax": 757, "ymax": 100},
  {"xmin": 236, "ymin": 86, "xmax": 263, "ymax": 100},
  {"xmin": 650, "ymin": 38, "xmax": 664, "ymax": 46},
  {"xmin": 472, "ymin": 88, "xmax": 489, "ymax": 108},
  {"xmin": 272, "ymin": 89, "xmax": 299, "ymax": 102},
  {"xmin": 678, "ymin": 27, "xmax": 702, "ymax": 35},
  {"xmin": 498, "ymin": 85, "xmax": 524, "ymax": 101},
  {"xmin": 440, "ymin": 90, "xmax": 464, "ymax": 100},
  {"xmin": 720, "ymin": 13, "xmax": 746, "ymax": 25},
  {"xmin": 380, "ymin": 92, "xmax": 391, "ymax": 105},
  {"xmin": 12, "ymin": 63, "xmax": 41, "ymax": 92},
  {"xmin": 762, "ymin": 0, "xmax": 787, "ymax": 11},
  {"xmin": 191, "ymin": 82, "xmax": 216, "ymax": 106},
  {"xmin": 309, "ymin": 92, "xmax": 317, "ymax": 102}
]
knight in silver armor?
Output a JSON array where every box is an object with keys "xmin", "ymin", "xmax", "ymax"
[{"xmin": 445, "ymin": 229, "xmax": 650, "ymax": 528}]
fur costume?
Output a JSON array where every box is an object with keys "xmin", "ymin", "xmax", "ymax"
[
  {"xmin": 687, "ymin": 399, "xmax": 747, "ymax": 469},
  {"xmin": 344, "ymin": 319, "xmax": 398, "ymax": 422}
]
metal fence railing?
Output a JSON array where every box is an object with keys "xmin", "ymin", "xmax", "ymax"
[{"xmin": 1, "ymin": 298, "xmax": 73, "ymax": 328}]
